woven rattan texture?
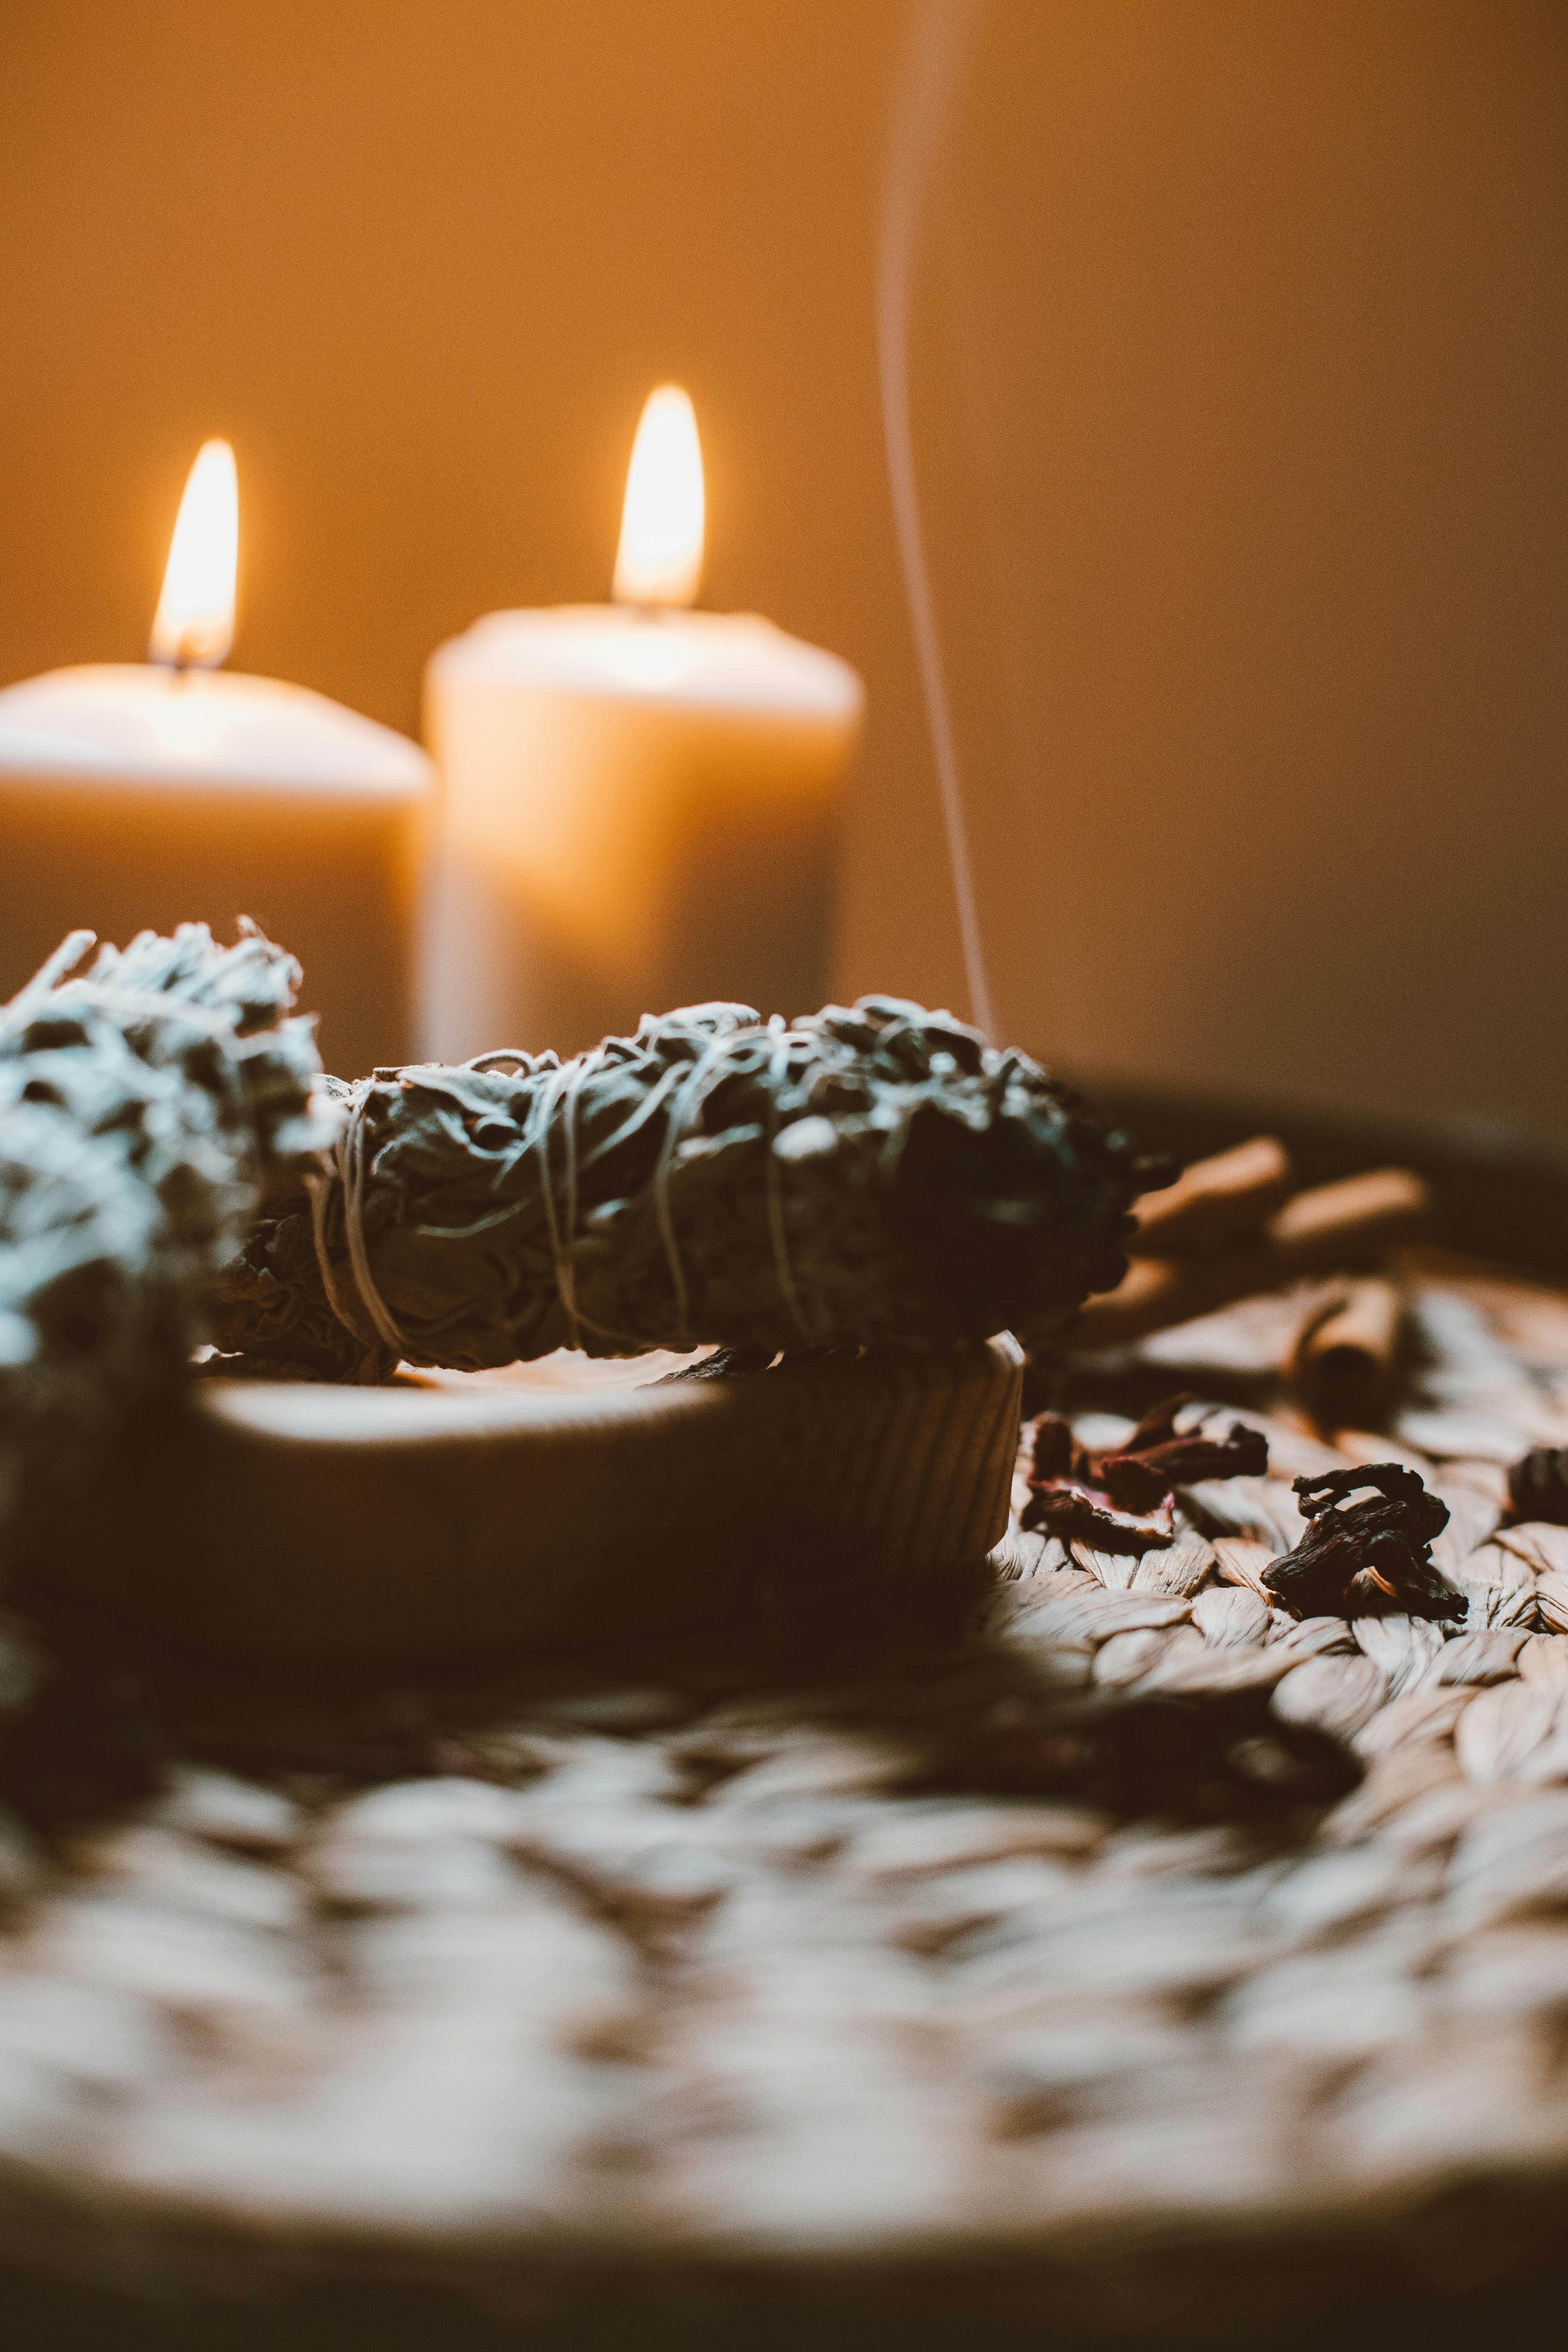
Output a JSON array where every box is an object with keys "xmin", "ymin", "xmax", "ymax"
[{"xmin": 2, "ymin": 1264, "xmax": 1568, "ymax": 2332}]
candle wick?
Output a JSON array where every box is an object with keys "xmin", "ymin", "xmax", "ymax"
[{"xmin": 148, "ymin": 637, "xmax": 221, "ymax": 682}]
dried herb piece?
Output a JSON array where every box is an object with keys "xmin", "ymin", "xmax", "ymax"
[
  {"xmin": 0, "ymin": 925, "xmax": 328, "ymax": 1565},
  {"xmin": 1096, "ymin": 1394, "xmax": 1268, "ymax": 1513},
  {"xmin": 1507, "ymin": 1446, "xmax": 1568, "ymax": 1526},
  {"xmin": 211, "ymin": 996, "xmax": 1165, "ymax": 1381},
  {"xmin": 1020, "ymin": 1486, "xmax": 1173, "ymax": 1554},
  {"xmin": 1019, "ymin": 1393, "xmax": 1266, "ymax": 1553},
  {"xmin": 1262, "ymin": 1464, "xmax": 1457, "ymax": 1621},
  {"xmin": 920, "ymin": 1684, "xmax": 1360, "ymax": 1818},
  {"xmin": 1028, "ymin": 1413, "xmax": 1079, "ymax": 1482}
]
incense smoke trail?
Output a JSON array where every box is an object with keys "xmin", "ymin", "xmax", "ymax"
[{"xmin": 876, "ymin": 0, "xmax": 994, "ymax": 1039}]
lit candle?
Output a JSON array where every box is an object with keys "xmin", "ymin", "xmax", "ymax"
[
  {"xmin": 420, "ymin": 387, "xmax": 864, "ymax": 1061},
  {"xmin": 0, "ymin": 442, "xmax": 432, "ymax": 1078}
]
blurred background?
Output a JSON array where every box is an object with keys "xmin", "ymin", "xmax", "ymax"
[{"xmin": 2, "ymin": 0, "xmax": 1565, "ymax": 1141}]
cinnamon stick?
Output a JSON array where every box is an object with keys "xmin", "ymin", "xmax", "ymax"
[
  {"xmin": 1073, "ymin": 1167, "xmax": 1432, "ymax": 1351},
  {"xmin": 1268, "ymin": 1169, "xmax": 1430, "ymax": 1256},
  {"xmin": 1127, "ymin": 1135, "xmax": 1291, "ymax": 1259},
  {"xmin": 1286, "ymin": 1277, "xmax": 1405, "ymax": 1432}
]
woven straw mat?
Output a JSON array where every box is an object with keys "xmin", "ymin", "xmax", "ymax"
[{"xmin": 3, "ymin": 1259, "xmax": 1568, "ymax": 2335}]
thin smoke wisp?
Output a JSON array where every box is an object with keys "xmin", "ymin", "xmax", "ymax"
[{"xmin": 876, "ymin": 0, "xmax": 995, "ymax": 1039}]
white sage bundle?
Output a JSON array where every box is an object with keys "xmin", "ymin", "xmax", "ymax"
[{"xmin": 0, "ymin": 923, "xmax": 330, "ymax": 1565}]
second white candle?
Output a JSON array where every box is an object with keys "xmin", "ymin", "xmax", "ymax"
[{"xmin": 420, "ymin": 389, "xmax": 864, "ymax": 1064}]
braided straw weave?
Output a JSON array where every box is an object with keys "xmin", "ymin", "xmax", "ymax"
[{"xmin": 2, "ymin": 1259, "xmax": 1568, "ymax": 2339}]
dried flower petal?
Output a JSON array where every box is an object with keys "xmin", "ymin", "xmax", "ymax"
[
  {"xmin": 1507, "ymin": 1446, "xmax": 1568, "ymax": 1526},
  {"xmin": 1263, "ymin": 1464, "xmax": 1458, "ymax": 1622}
]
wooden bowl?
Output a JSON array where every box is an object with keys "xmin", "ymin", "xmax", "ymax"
[{"xmin": 46, "ymin": 1339, "xmax": 1023, "ymax": 1667}]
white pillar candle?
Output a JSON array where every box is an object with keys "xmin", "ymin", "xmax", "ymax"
[
  {"xmin": 420, "ymin": 388, "xmax": 864, "ymax": 1063},
  {"xmin": 0, "ymin": 443, "xmax": 432, "ymax": 1080}
]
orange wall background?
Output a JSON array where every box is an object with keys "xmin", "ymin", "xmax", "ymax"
[{"xmin": 2, "ymin": 2, "xmax": 1565, "ymax": 1138}]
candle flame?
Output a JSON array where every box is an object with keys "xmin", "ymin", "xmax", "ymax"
[
  {"xmin": 150, "ymin": 439, "xmax": 239, "ymax": 669},
  {"xmin": 612, "ymin": 386, "xmax": 704, "ymax": 608}
]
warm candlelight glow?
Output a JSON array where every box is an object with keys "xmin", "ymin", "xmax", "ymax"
[
  {"xmin": 612, "ymin": 386, "xmax": 704, "ymax": 609},
  {"xmin": 149, "ymin": 438, "xmax": 239, "ymax": 669}
]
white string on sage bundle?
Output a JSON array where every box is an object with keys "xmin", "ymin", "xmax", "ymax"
[{"xmin": 306, "ymin": 1018, "xmax": 824, "ymax": 1366}]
